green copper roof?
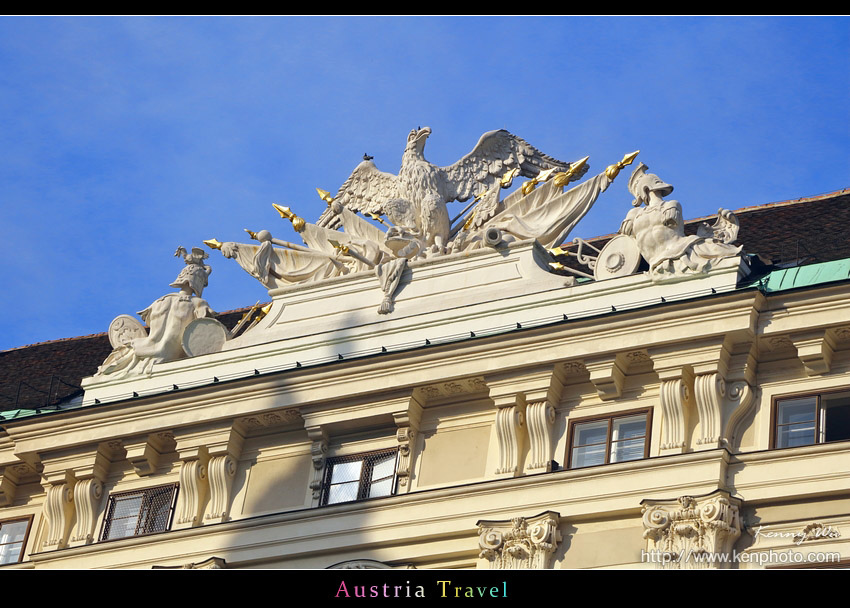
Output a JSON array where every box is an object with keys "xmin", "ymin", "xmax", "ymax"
[{"xmin": 749, "ymin": 258, "xmax": 850, "ymax": 293}]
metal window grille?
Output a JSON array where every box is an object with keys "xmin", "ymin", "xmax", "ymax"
[
  {"xmin": 100, "ymin": 484, "xmax": 179, "ymax": 541},
  {"xmin": 320, "ymin": 448, "xmax": 399, "ymax": 506}
]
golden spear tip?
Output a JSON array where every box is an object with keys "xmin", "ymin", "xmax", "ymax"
[
  {"xmin": 203, "ymin": 238, "xmax": 222, "ymax": 250},
  {"xmin": 569, "ymin": 156, "xmax": 590, "ymax": 175},
  {"xmin": 316, "ymin": 188, "xmax": 334, "ymax": 204},
  {"xmin": 621, "ymin": 150, "xmax": 639, "ymax": 166},
  {"xmin": 272, "ymin": 203, "xmax": 306, "ymax": 232}
]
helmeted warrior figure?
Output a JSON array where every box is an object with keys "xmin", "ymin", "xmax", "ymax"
[{"xmin": 618, "ymin": 163, "xmax": 742, "ymax": 280}]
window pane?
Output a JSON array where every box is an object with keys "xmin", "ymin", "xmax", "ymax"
[
  {"xmin": 611, "ymin": 437, "xmax": 646, "ymax": 463},
  {"xmin": 367, "ymin": 477, "xmax": 394, "ymax": 499},
  {"xmin": 612, "ymin": 416, "xmax": 646, "ymax": 441},
  {"xmin": 777, "ymin": 398, "xmax": 817, "ymax": 425},
  {"xmin": 370, "ymin": 454, "xmax": 396, "ymax": 482},
  {"xmin": 573, "ymin": 420, "xmax": 608, "ymax": 447},
  {"xmin": 0, "ymin": 520, "xmax": 28, "ymax": 545},
  {"xmin": 102, "ymin": 486, "xmax": 176, "ymax": 541},
  {"xmin": 822, "ymin": 397, "xmax": 850, "ymax": 443},
  {"xmin": 776, "ymin": 421, "xmax": 816, "ymax": 448},
  {"xmin": 326, "ymin": 481, "xmax": 360, "ymax": 505},
  {"xmin": 330, "ymin": 460, "xmax": 363, "ymax": 485},
  {"xmin": 106, "ymin": 513, "xmax": 141, "ymax": 539},
  {"xmin": 0, "ymin": 542, "xmax": 23, "ymax": 565},
  {"xmin": 572, "ymin": 443, "xmax": 606, "ymax": 468}
]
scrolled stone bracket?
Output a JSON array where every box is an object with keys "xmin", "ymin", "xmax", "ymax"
[
  {"xmin": 525, "ymin": 400, "xmax": 556, "ymax": 472},
  {"xmin": 307, "ymin": 426, "xmax": 329, "ymax": 502},
  {"xmin": 693, "ymin": 373, "xmax": 754, "ymax": 450},
  {"xmin": 494, "ymin": 402, "xmax": 526, "ymax": 476}
]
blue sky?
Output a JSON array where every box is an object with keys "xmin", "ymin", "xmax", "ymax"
[{"xmin": 1, "ymin": 16, "xmax": 848, "ymax": 351}]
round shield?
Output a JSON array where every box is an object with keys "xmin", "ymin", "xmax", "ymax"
[
  {"xmin": 593, "ymin": 234, "xmax": 642, "ymax": 281},
  {"xmin": 181, "ymin": 317, "xmax": 229, "ymax": 358},
  {"xmin": 107, "ymin": 314, "xmax": 148, "ymax": 349}
]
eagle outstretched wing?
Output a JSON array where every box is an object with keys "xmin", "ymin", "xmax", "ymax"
[
  {"xmin": 316, "ymin": 160, "xmax": 401, "ymax": 228},
  {"xmin": 439, "ymin": 130, "xmax": 583, "ymax": 228}
]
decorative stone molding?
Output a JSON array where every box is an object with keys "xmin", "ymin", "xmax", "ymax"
[
  {"xmin": 175, "ymin": 457, "xmax": 208, "ymax": 527},
  {"xmin": 307, "ymin": 426, "xmax": 329, "ymax": 501},
  {"xmin": 415, "ymin": 376, "xmax": 488, "ymax": 402},
  {"xmin": 790, "ymin": 330, "xmax": 837, "ymax": 376},
  {"xmin": 494, "ymin": 402, "xmax": 526, "ymax": 476},
  {"xmin": 237, "ymin": 409, "xmax": 301, "ymax": 432},
  {"xmin": 795, "ymin": 522, "xmax": 841, "ymax": 544},
  {"xmin": 525, "ymin": 400, "xmax": 556, "ymax": 472},
  {"xmin": 641, "ymin": 491, "xmax": 742, "ymax": 569},
  {"xmin": 0, "ymin": 462, "xmax": 38, "ymax": 507},
  {"xmin": 152, "ymin": 556, "xmax": 227, "ymax": 569},
  {"xmin": 477, "ymin": 511, "xmax": 561, "ymax": 569},
  {"xmin": 692, "ymin": 372, "xmax": 754, "ymax": 449},
  {"xmin": 328, "ymin": 559, "xmax": 393, "ymax": 569}
]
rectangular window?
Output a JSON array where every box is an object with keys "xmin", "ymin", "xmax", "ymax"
[
  {"xmin": 774, "ymin": 390, "xmax": 850, "ymax": 449},
  {"xmin": 320, "ymin": 448, "xmax": 398, "ymax": 506},
  {"xmin": 100, "ymin": 484, "xmax": 178, "ymax": 541},
  {"xmin": 568, "ymin": 410, "xmax": 650, "ymax": 469},
  {"xmin": 0, "ymin": 516, "xmax": 32, "ymax": 565}
]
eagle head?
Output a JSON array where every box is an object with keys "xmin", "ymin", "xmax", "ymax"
[{"xmin": 406, "ymin": 126, "xmax": 431, "ymax": 154}]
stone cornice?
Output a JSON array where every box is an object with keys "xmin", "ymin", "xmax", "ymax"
[{"xmin": 4, "ymin": 291, "xmax": 764, "ymax": 453}]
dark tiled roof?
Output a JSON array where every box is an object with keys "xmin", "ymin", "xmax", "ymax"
[{"xmin": 0, "ymin": 306, "xmax": 264, "ymax": 413}]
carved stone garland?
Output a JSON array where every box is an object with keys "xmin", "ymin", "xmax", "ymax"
[
  {"xmin": 642, "ymin": 492, "xmax": 742, "ymax": 569},
  {"xmin": 477, "ymin": 511, "xmax": 561, "ymax": 569}
]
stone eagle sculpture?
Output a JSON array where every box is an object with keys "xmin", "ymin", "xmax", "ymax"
[{"xmin": 316, "ymin": 127, "xmax": 588, "ymax": 253}]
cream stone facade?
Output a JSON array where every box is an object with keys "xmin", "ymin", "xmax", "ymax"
[{"xmin": 1, "ymin": 141, "xmax": 849, "ymax": 570}]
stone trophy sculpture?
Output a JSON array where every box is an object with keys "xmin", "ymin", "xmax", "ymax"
[
  {"xmin": 96, "ymin": 247, "xmax": 217, "ymax": 378},
  {"xmin": 617, "ymin": 163, "xmax": 743, "ymax": 281},
  {"xmin": 205, "ymin": 126, "xmax": 639, "ymax": 315},
  {"xmin": 315, "ymin": 127, "xmax": 589, "ymax": 255}
]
